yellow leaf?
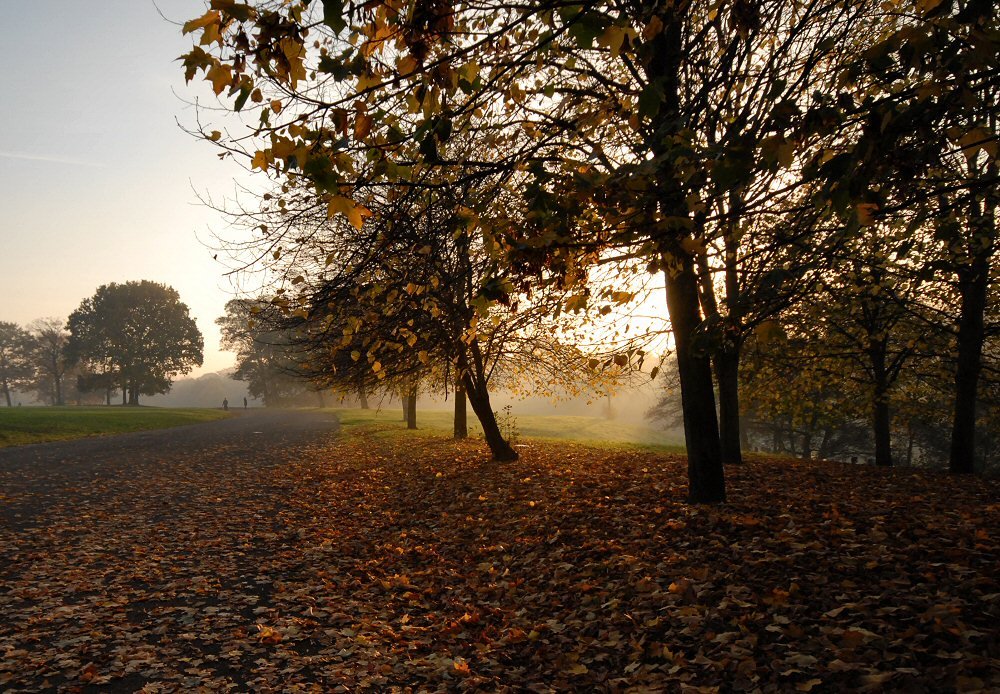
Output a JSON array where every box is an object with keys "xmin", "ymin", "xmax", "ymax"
[
  {"xmin": 279, "ymin": 37, "xmax": 307, "ymax": 87},
  {"xmin": 326, "ymin": 195, "xmax": 371, "ymax": 229},
  {"xmin": 208, "ymin": 131, "xmax": 222, "ymax": 141},
  {"xmin": 354, "ymin": 113, "xmax": 373, "ymax": 139},
  {"xmin": 356, "ymin": 72, "xmax": 381, "ymax": 92},
  {"xmin": 458, "ymin": 61, "xmax": 480, "ymax": 83},
  {"xmin": 756, "ymin": 320, "xmax": 785, "ymax": 344},
  {"xmin": 680, "ymin": 236, "xmax": 707, "ymax": 254},
  {"xmin": 206, "ymin": 62, "xmax": 233, "ymax": 95},
  {"xmin": 778, "ymin": 141, "xmax": 796, "ymax": 168},
  {"xmin": 326, "ymin": 195, "xmax": 351, "ymax": 219},
  {"xmin": 598, "ymin": 26, "xmax": 627, "ymax": 57},
  {"xmin": 251, "ymin": 150, "xmax": 270, "ymax": 171},
  {"xmin": 396, "ymin": 55, "xmax": 418, "ymax": 76},
  {"xmin": 958, "ymin": 127, "xmax": 994, "ymax": 161},
  {"xmin": 182, "ymin": 10, "xmax": 220, "ymax": 35},
  {"xmin": 200, "ymin": 22, "xmax": 222, "ymax": 46},
  {"xmin": 270, "ymin": 136, "xmax": 296, "ymax": 160},
  {"xmin": 347, "ymin": 204, "xmax": 370, "ymax": 230}
]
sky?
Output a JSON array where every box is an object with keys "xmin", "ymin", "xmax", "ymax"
[
  {"xmin": 0, "ymin": 1, "xmax": 676, "ymax": 383},
  {"xmin": 0, "ymin": 0, "xmax": 248, "ymax": 374}
]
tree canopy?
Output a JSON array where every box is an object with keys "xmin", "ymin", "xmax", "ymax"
[
  {"xmin": 180, "ymin": 0, "xmax": 1000, "ymax": 496},
  {"xmin": 0, "ymin": 322, "xmax": 33, "ymax": 407},
  {"xmin": 66, "ymin": 281, "xmax": 204, "ymax": 406}
]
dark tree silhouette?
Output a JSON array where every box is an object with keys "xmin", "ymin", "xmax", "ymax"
[{"xmin": 67, "ymin": 281, "xmax": 203, "ymax": 405}]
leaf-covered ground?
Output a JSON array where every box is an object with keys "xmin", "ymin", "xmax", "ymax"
[{"xmin": 1, "ymin": 418, "xmax": 997, "ymax": 692}]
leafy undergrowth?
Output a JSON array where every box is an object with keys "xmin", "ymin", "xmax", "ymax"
[
  {"xmin": 1, "ymin": 425, "xmax": 998, "ymax": 692},
  {"xmin": 0, "ymin": 407, "xmax": 231, "ymax": 447}
]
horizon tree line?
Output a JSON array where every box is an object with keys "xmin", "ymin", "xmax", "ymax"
[{"xmin": 0, "ymin": 280, "xmax": 204, "ymax": 407}]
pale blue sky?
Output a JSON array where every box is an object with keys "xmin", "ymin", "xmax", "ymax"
[{"xmin": 0, "ymin": 0, "xmax": 247, "ymax": 373}]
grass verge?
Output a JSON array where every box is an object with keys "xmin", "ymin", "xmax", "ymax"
[
  {"xmin": 0, "ymin": 407, "xmax": 232, "ymax": 448},
  {"xmin": 326, "ymin": 406, "xmax": 686, "ymax": 453}
]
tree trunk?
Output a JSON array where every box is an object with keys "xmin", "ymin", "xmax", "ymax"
[
  {"xmin": 359, "ymin": 388, "xmax": 369, "ymax": 410},
  {"xmin": 950, "ymin": 278, "xmax": 987, "ymax": 472},
  {"xmin": 714, "ymin": 348, "xmax": 743, "ymax": 465},
  {"xmin": 905, "ymin": 421, "xmax": 915, "ymax": 467},
  {"xmin": 870, "ymin": 343, "xmax": 893, "ymax": 467},
  {"xmin": 406, "ymin": 386, "xmax": 417, "ymax": 430},
  {"xmin": 2, "ymin": 379, "xmax": 10, "ymax": 407},
  {"xmin": 647, "ymin": 9, "xmax": 724, "ymax": 503},
  {"xmin": 53, "ymin": 367, "xmax": 63, "ymax": 406},
  {"xmin": 401, "ymin": 394, "xmax": 408, "ymax": 421},
  {"xmin": 458, "ymin": 339, "xmax": 517, "ymax": 461},
  {"xmin": 462, "ymin": 372, "xmax": 517, "ymax": 461},
  {"xmin": 663, "ymin": 263, "xmax": 726, "ymax": 503},
  {"xmin": 872, "ymin": 395, "xmax": 892, "ymax": 467},
  {"xmin": 454, "ymin": 383, "xmax": 468, "ymax": 439},
  {"xmin": 949, "ymin": 193, "xmax": 993, "ymax": 473},
  {"xmin": 818, "ymin": 427, "xmax": 833, "ymax": 460}
]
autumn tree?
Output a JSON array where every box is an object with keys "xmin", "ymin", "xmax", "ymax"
[
  {"xmin": 180, "ymin": 0, "xmax": 885, "ymax": 499},
  {"xmin": 217, "ymin": 299, "xmax": 316, "ymax": 406},
  {"xmin": 28, "ymin": 318, "xmax": 69, "ymax": 406},
  {"xmin": 802, "ymin": 1, "xmax": 999, "ymax": 473},
  {"xmin": 0, "ymin": 322, "xmax": 33, "ymax": 407},
  {"xmin": 740, "ymin": 334, "xmax": 870, "ymax": 460},
  {"xmin": 66, "ymin": 281, "xmax": 204, "ymax": 406},
  {"xmin": 269, "ymin": 179, "xmax": 591, "ymax": 460}
]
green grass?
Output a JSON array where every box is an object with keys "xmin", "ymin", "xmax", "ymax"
[
  {"xmin": 327, "ymin": 407, "xmax": 686, "ymax": 453},
  {"xmin": 0, "ymin": 407, "xmax": 232, "ymax": 448}
]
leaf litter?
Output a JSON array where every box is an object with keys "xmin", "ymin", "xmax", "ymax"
[{"xmin": 0, "ymin": 425, "xmax": 997, "ymax": 691}]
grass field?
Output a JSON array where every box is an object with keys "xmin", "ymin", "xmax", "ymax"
[
  {"xmin": 0, "ymin": 407, "xmax": 232, "ymax": 448},
  {"xmin": 330, "ymin": 406, "xmax": 686, "ymax": 451}
]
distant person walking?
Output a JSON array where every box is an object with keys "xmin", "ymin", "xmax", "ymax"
[
  {"xmin": 243, "ymin": 397, "xmax": 248, "ymax": 409},
  {"xmin": 223, "ymin": 398, "xmax": 229, "ymax": 411}
]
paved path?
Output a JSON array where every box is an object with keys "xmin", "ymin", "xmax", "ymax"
[{"xmin": 0, "ymin": 409, "xmax": 340, "ymax": 530}]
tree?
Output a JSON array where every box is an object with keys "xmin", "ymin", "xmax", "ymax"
[
  {"xmin": 217, "ymin": 299, "xmax": 316, "ymax": 406},
  {"xmin": 0, "ymin": 322, "xmax": 33, "ymax": 407},
  {"xmin": 28, "ymin": 318, "xmax": 69, "ymax": 406},
  {"xmin": 179, "ymin": 0, "xmax": 897, "ymax": 500},
  {"xmin": 803, "ymin": 2, "xmax": 999, "ymax": 473},
  {"xmin": 66, "ymin": 281, "xmax": 204, "ymax": 405},
  {"xmin": 279, "ymin": 183, "xmax": 592, "ymax": 461}
]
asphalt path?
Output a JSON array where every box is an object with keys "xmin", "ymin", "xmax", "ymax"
[{"xmin": 0, "ymin": 409, "xmax": 340, "ymax": 531}]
